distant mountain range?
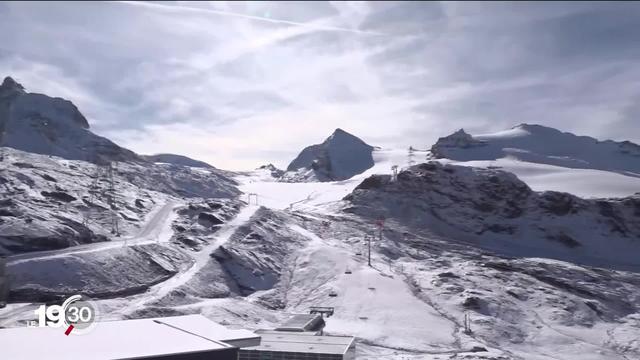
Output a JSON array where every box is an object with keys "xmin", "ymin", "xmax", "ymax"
[{"xmin": 430, "ymin": 124, "xmax": 640, "ymax": 176}]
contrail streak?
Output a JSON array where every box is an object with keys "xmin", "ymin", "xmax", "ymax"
[{"xmin": 115, "ymin": 1, "xmax": 385, "ymax": 36}]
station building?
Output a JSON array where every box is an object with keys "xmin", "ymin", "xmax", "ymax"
[
  {"xmin": 1, "ymin": 314, "xmax": 259, "ymax": 360},
  {"xmin": 239, "ymin": 313, "xmax": 356, "ymax": 360},
  {"xmin": 1, "ymin": 312, "xmax": 356, "ymax": 360}
]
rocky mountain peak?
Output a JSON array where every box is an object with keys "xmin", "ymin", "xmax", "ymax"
[
  {"xmin": 257, "ymin": 163, "xmax": 284, "ymax": 178},
  {"xmin": 0, "ymin": 76, "xmax": 26, "ymax": 97},
  {"xmin": 258, "ymin": 163, "xmax": 279, "ymax": 171},
  {"xmin": 0, "ymin": 76, "xmax": 139, "ymax": 163},
  {"xmin": 282, "ymin": 128, "xmax": 375, "ymax": 182},
  {"xmin": 326, "ymin": 127, "xmax": 366, "ymax": 145},
  {"xmin": 430, "ymin": 128, "xmax": 484, "ymax": 156},
  {"xmin": 452, "ymin": 128, "xmax": 469, "ymax": 136}
]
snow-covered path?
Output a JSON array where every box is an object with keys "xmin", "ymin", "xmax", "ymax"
[
  {"xmin": 7, "ymin": 201, "xmax": 180, "ymax": 265},
  {"xmin": 0, "ymin": 201, "xmax": 181, "ymax": 326},
  {"xmin": 117, "ymin": 204, "xmax": 260, "ymax": 316}
]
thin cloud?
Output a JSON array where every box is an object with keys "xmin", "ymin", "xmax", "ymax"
[
  {"xmin": 1, "ymin": 2, "xmax": 639, "ymax": 170},
  {"xmin": 115, "ymin": 1, "xmax": 387, "ymax": 36}
]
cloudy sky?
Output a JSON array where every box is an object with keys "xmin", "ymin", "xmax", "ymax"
[{"xmin": 1, "ymin": 1, "xmax": 639, "ymax": 170}]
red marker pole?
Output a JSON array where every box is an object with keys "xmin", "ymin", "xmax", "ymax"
[{"xmin": 64, "ymin": 324, "xmax": 74, "ymax": 336}]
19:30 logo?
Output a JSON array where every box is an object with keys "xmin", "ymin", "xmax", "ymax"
[{"xmin": 32, "ymin": 294, "xmax": 98, "ymax": 335}]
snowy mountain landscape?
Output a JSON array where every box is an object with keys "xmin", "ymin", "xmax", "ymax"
[
  {"xmin": 1, "ymin": 75, "xmax": 640, "ymax": 360},
  {"xmin": 430, "ymin": 124, "xmax": 640, "ymax": 175}
]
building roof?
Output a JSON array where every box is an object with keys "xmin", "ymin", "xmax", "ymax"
[
  {"xmin": 242, "ymin": 331, "xmax": 355, "ymax": 355},
  {"xmin": 275, "ymin": 313, "xmax": 324, "ymax": 332},
  {"xmin": 156, "ymin": 314, "xmax": 260, "ymax": 348},
  {"xmin": 0, "ymin": 314, "xmax": 260, "ymax": 360}
]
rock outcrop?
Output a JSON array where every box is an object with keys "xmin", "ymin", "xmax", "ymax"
[
  {"xmin": 143, "ymin": 153, "xmax": 215, "ymax": 169},
  {"xmin": 281, "ymin": 128, "xmax": 374, "ymax": 182},
  {"xmin": 345, "ymin": 161, "xmax": 640, "ymax": 269},
  {"xmin": 0, "ymin": 76, "xmax": 140, "ymax": 164}
]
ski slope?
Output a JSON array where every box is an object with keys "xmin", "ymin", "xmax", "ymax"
[
  {"xmin": 442, "ymin": 158, "xmax": 640, "ymax": 199},
  {"xmin": 282, "ymin": 225, "xmax": 457, "ymax": 353},
  {"xmin": 237, "ymin": 148, "xmax": 407, "ymax": 211}
]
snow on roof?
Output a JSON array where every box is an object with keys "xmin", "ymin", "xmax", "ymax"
[
  {"xmin": 0, "ymin": 314, "xmax": 259, "ymax": 360},
  {"xmin": 275, "ymin": 314, "xmax": 324, "ymax": 332},
  {"xmin": 243, "ymin": 331, "xmax": 355, "ymax": 355},
  {"xmin": 158, "ymin": 314, "xmax": 260, "ymax": 348}
]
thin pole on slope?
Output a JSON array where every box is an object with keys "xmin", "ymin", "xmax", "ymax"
[
  {"xmin": 464, "ymin": 313, "xmax": 472, "ymax": 334},
  {"xmin": 376, "ymin": 218, "xmax": 384, "ymax": 244},
  {"xmin": 407, "ymin": 146, "xmax": 416, "ymax": 167},
  {"xmin": 107, "ymin": 161, "xmax": 120, "ymax": 237},
  {"xmin": 0, "ymin": 130, "xmax": 5, "ymax": 161},
  {"xmin": 367, "ymin": 235, "xmax": 371, "ymax": 267}
]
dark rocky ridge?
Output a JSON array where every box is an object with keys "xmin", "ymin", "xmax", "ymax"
[
  {"xmin": 0, "ymin": 76, "xmax": 141, "ymax": 164},
  {"xmin": 345, "ymin": 161, "xmax": 640, "ymax": 269},
  {"xmin": 142, "ymin": 154, "xmax": 215, "ymax": 169}
]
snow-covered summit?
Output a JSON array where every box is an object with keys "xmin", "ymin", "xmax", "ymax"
[
  {"xmin": 143, "ymin": 153, "xmax": 215, "ymax": 169},
  {"xmin": 430, "ymin": 128, "xmax": 485, "ymax": 150},
  {"xmin": 431, "ymin": 124, "xmax": 640, "ymax": 175},
  {"xmin": 0, "ymin": 76, "xmax": 139, "ymax": 164},
  {"xmin": 281, "ymin": 128, "xmax": 375, "ymax": 182}
]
